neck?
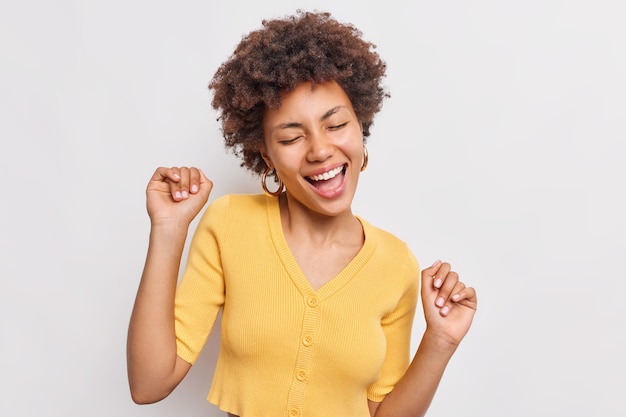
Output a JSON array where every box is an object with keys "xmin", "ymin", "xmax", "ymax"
[{"xmin": 278, "ymin": 193, "xmax": 361, "ymax": 245}]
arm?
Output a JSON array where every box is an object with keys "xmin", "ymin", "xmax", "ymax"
[
  {"xmin": 371, "ymin": 261, "xmax": 477, "ymax": 417},
  {"xmin": 126, "ymin": 167, "xmax": 212, "ymax": 404}
]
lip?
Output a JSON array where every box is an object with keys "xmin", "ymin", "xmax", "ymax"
[
  {"xmin": 304, "ymin": 163, "xmax": 348, "ymax": 198},
  {"xmin": 305, "ymin": 163, "xmax": 346, "ymax": 179}
]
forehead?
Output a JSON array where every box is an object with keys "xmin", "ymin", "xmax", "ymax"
[{"xmin": 266, "ymin": 81, "xmax": 354, "ymax": 121}]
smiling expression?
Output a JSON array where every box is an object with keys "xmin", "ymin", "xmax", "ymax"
[{"xmin": 262, "ymin": 81, "xmax": 365, "ymax": 217}]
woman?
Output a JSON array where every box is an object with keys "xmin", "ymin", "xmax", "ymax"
[{"xmin": 127, "ymin": 10, "xmax": 477, "ymax": 417}]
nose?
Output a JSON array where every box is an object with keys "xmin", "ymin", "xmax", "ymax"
[{"xmin": 306, "ymin": 132, "xmax": 334, "ymax": 162}]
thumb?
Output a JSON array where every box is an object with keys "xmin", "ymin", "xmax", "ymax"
[
  {"xmin": 421, "ymin": 259, "xmax": 442, "ymax": 293},
  {"xmin": 422, "ymin": 259, "xmax": 442, "ymax": 276},
  {"xmin": 198, "ymin": 169, "xmax": 214, "ymax": 197}
]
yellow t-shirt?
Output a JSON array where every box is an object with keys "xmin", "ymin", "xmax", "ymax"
[{"xmin": 175, "ymin": 194, "xmax": 420, "ymax": 417}]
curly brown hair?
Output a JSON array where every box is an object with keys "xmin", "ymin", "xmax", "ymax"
[{"xmin": 209, "ymin": 10, "xmax": 389, "ymax": 175}]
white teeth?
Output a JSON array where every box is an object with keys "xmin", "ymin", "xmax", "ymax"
[{"xmin": 308, "ymin": 166, "xmax": 343, "ymax": 181}]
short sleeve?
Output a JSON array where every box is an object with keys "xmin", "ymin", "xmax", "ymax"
[
  {"xmin": 367, "ymin": 249, "xmax": 420, "ymax": 402},
  {"xmin": 174, "ymin": 195, "xmax": 230, "ymax": 364}
]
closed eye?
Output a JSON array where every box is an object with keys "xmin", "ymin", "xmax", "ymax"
[
  {"xmin": 328, "ymin": 122, "xmax": 348, "ymax": 131},
  {"xmin": 279, "ymin": 136, "xmax": 302, "ymax": 145}
]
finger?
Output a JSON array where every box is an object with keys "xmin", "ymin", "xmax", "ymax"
[
  {"xmin": 148, "ymin": 166, "xmax": 180, "ymax": 186},
  {"xmin": 439, "ymin": 281, "xmax": 466, "ymax": 316},
  {"xmin": 433, "ymin": 262, "xmax": 451, "ymax": 289},
  {"xmin": 189, "ymin": 168, "xmax": 201, "ymax": 194},
  {"xmin": 450, "ymin": 281, "xmax": 467, "ymax": 303},
  {"xmin": 167, "ymin": 167, "xmax": 183, "ymax": 201},
  {"xmin": 198, "ymin": 169, "xmax": 213, "ymax": 195},
  {"xmin": 178, "ymin": 166, "xmax": 190, "ymax": 199},
  {"xmin": 439, "ymin": 278, "xmax": 465, "ymax": 317},
  {"xmin": 421, "ymin": 260, "xmax": 443, "ymax": 288},
  {"xmin": 147, "ymin": 167, "xmax": 183, "ymax": 201},
  {"xmin": 423, "ymin": 259, "xmax": 442, "ymax": 276},
  {"xmin": 435, "ymin": 268, "xmax": 458, "ymax": 309},
  {"xmin": 451, "ymin": 287, "xmax": 478, "ymax": 310},
  {"xmin": 198, "ymin": 169, "xmax": 213, "ymax": 199}
]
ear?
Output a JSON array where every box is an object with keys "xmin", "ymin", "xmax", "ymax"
[{"xmin": 260, "ymin": 146, "xmax": 272, "ymax": 169}]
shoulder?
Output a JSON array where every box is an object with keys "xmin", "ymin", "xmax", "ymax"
[
  {"xmin": 357, "ymin": 219, "xmax": 420, "ymax": 311},
  {"xmin": 360, "ymin": 218, "xmax": 415, "ymax": 257},
  {"xmin": 359, "ymin": 217, "xmax": 420, "ymax": 278},
  {"xmin": 206, "ymin": 193, "xmax": 266, "ymax": 208},
  {"xmin": 201, "ymin": 193, "xmax": 266, "ymax": 218},
  {"xmin": 196, "ymin": 193, "xmax": 271, "ymax": 238}
]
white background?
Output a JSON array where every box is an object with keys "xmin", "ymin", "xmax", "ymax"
[{"xmin": 1, "ymin": 0, "xmax": 624, "ymax": 416}]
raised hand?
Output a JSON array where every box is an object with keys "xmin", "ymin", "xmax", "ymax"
[
  {"xmin": 146, "ymin": 166, "xmax": 213, "ymax": 228},
  {"xmin": 420, "ymin": 260, "xmax": 477, "ymax": 347}
]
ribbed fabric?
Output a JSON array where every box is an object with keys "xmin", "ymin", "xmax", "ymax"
[{"xmin": 174, "ymin": 194, "xmax": 420, "ymax": 417}]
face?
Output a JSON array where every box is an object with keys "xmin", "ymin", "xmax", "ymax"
[{"xmin": 261, "ymin": 80, "xmax": 365, "ymax": 218}]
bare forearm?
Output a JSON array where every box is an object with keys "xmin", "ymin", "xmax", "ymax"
[
  {"xmin": 126, "ymin": 224, "xmax": 189, "ymax": 402},
  {"xmin": 375, "ymin": 331, "xmax": 458, "ymax": 417}
]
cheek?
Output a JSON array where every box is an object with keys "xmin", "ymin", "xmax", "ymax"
[
  {"xmin": 340, "ymin": 130, "xmax": 364, "ymax": 157},
  {"xmin": 270, "ymin": 147, "xmax": 302, "ymax": 173}
]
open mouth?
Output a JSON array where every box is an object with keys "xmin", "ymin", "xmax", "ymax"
[{"xmin": 305, "ymin": 164, "xmax": 346, "ymax": 191}]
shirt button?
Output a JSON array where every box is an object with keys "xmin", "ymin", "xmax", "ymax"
[
  {"xmin": 307, "ymin": 296, "xmax": 319, "ymax": 307},
  {"xmin": 296, "ymin": 369, "xmax": 308, "ymax": 381},
  {"xmin": 302, "ymin": 335, "xmax": 313, "ymax": 346},
  {"xmin": 288, "ymin": 408, "xmax": 301, "ymax": 417}
]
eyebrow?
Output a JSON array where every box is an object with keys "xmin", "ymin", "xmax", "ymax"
[{"xmin": 270, "ymin": 105, "xmax": 349, "ymax": 132}]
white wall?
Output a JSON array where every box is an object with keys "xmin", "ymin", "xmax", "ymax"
[{"xmin": 1, "ymin": 1, "xmax": 624, "ymax": 416}]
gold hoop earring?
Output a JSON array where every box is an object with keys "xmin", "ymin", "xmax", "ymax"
[
  {"xmin": 261, "ymin": 167, "xmax": 284, "ymax": 197},
  {"xmin": 360, "ymin": 145, "xmax": 368, "ymax": 172}
]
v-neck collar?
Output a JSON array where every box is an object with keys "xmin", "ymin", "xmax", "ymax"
[{"xmin": 265, "ymin": 195, "xmax": 376, "ymax": 301}]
